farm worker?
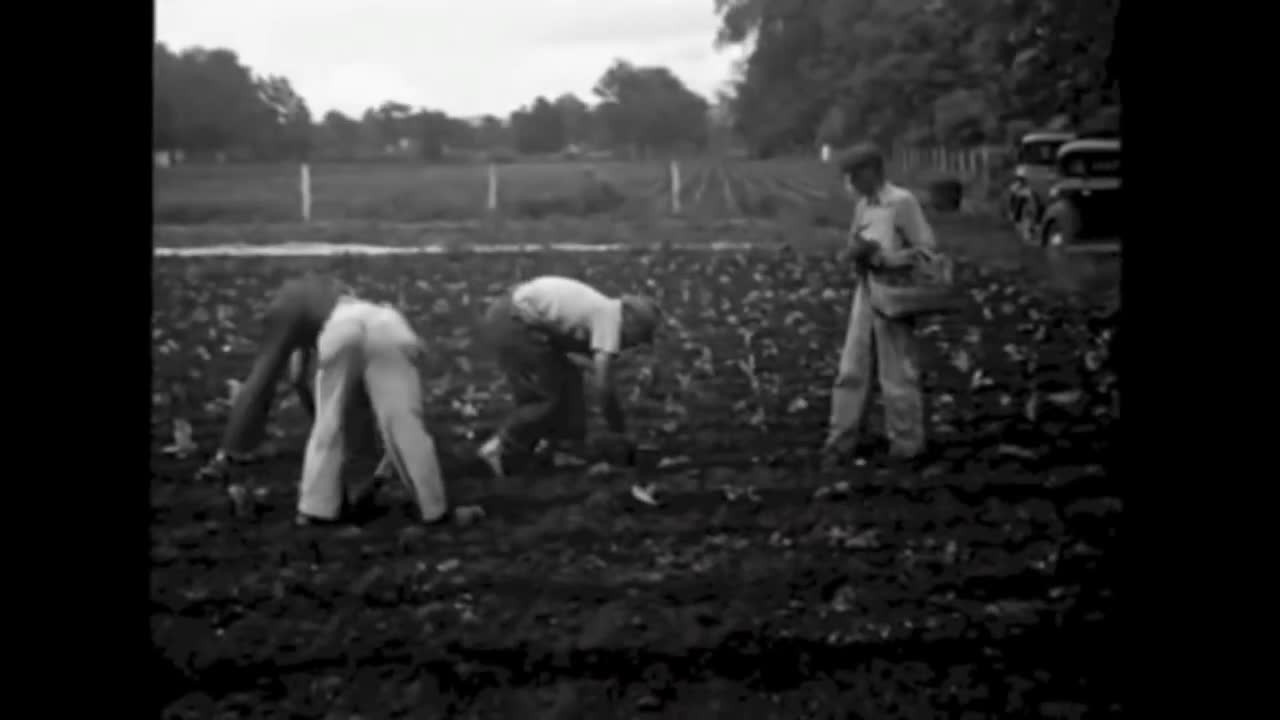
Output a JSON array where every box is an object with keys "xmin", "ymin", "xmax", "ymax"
[
  {"xmin": 823, "ymin": 143, "xmax": 937, "ymax": 465},
  {"xmin": 478, "ymin": 276, "xmax": 662, "ymax": 478},
  {"xmin": 295, "ymin": 295, "xmax": 448, "ymax": 525},
  {"xmin": 196, "ymin": 274, "xmax": 396, "ymax": 488}
]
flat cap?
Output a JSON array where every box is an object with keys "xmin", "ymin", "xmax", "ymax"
[{"xmin": 833, "ymin": 143, "xmax": 885, "ymax": 173}]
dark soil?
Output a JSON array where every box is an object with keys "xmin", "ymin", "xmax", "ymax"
[{"xmin": 152, "ymin": 246, "xmax": 1119, "ymax": 718}]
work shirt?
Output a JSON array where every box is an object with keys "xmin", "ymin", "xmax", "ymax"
[
  {"xmin": 511, "ymin": 276, "xmax": 623, "ymax": 355},
  {"xmin": 850, "ymin": 182, "xmax": 937, "ymax": 260}
]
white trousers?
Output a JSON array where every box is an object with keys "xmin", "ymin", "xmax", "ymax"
[{"xmin": 297, "ymin": 300, "xmax": 448, "ymax": 522}]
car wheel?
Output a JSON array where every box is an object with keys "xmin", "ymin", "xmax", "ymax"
[{"xmin": 1042, "ymin": 220, "xmax": 1064, "ymax": 249}]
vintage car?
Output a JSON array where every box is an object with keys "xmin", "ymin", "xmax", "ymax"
[
  {"xmin": 1037, "ymin": 138, "xmax": 1121, "ymax": 251},
  {"xmin": 1004, "ymin": 131, "xmax": 1076, "ymax": 240}
]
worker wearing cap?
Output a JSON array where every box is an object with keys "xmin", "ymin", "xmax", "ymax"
[
  {"xmin": 479, "ymin": 275, "xmax": 661, "ymax": 477},
  {"xmin": 824, "ymin": 143, "xmax": 937, "ymax": 465}
]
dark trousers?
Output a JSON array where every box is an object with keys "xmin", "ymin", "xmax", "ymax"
[
  {"xmin": 220, "ymin": 285, "xmax": 372, "ymax": 457},
  {"xmin": 220, "ymin": 305, "xmax": 300, "ymax": 456},
  {"xmin": 484, "ymin": 295, "xmax": 587, "ymax": 461}
]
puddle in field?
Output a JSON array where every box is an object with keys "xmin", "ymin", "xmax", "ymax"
[{"xmin": 153, "ymin": 241, "xmax": 759, "ymax": 258}]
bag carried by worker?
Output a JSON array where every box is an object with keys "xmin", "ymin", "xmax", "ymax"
[{"xmin": 866, "ymin": 247, "xmax": 963, "ymax": 320}]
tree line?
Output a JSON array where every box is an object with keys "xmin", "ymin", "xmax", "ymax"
[
  {"xmin": 715, "ymin": 0, "xmax": 1121, "ymax": 157},
  {"xmin": 153, "ymin": 44, "xmax": 722, "ymax": 164}
]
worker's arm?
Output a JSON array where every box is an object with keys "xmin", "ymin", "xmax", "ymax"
[
  {"xmin": 879, "ymin": 192, "xmax": 938, "ymax": 268},
  {"xmin": 592, "ymin": 351, "xmax": 626, "ymax": 436},
  {"xmin": 588, "ymin": 302, "xmax": 628, "ymax": 435},
  {"xmin": 287, "ymin": 346, "xmax": 317, "ymax": 419},
  {"xmin": 843, "ymin": 200, "xmax": 874, "ymax": 264}
]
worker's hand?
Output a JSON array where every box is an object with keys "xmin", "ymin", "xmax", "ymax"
[
  {"xmin": 849, "ymin": 235, "xmax": 880, "ymax": 265},
  {"xmin": 196, "ymin": 453, "xmax": 232, "ymax": 483},
  {"xmin": 196, "ymin": 449, "xmax": 258, "ymax": 483}
]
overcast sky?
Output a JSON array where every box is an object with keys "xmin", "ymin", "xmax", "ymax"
[{"xmin": 156, "ymin": 0, "xmax": 744, "ymax": 119}]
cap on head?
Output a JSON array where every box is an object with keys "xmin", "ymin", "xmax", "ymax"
[
  {"xmin": 621, "ymin": 294, "xmax": 662, "ymax": 347},
  {"xmin": 835, "ymin": 142, "xmax": 885, "ymax": 176}
]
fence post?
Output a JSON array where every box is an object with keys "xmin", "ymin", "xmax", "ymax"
[
  {"xmin": 299, "ymin": 163, "xmax": 312, "ymax": 223},
  {"xmin": 486, "ymin": 163, "xmax": 498, "ymax": 213},
  {"xmin": 670, "ymin": 160, "xmax": 682, "ymax": 214}
]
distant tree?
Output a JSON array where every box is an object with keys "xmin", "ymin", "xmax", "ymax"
[
  {"xmin": 475, "ymin": 115, "xmax": 509, "ymax": 150},
  {"xmin": 510, "ymin": 96, "xmax": 566, "ymax": 154},
  {"xmin": 554, "ymin": 94, "xmax": 592, "ymax": 148},
  {"xmin": 153, "ymin": 45, "xmax": 265, "ymax": 156},
  {"xmin": 153, "ymin": 44, "xmax": 180, "ymax": 152},
  {"xmin": 415, "ymin": 109, "xmax": 459, "ymax": 161},
  {"xmin": 254, "ymin": 75, "xmax": 313, "ymax": 160},
  {"xmin": 315, "ymin": 110, "xmax": 361, "ymax": 159},
  {"xmin": 592, "ymin": 60, "xmax": 710, "ymax": 157}
]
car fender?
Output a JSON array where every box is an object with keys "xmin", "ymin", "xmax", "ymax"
[{"xmin": 1042, "ymin": 199, "xmax": 1079, "ymax": 243}]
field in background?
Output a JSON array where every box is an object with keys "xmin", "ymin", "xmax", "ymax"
[{"xmin": 153, "ymin": 158, "xmax": 981, "ymax": 226}]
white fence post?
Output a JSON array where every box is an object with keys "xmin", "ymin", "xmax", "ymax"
[
  {"xmin": 486, "ymin": 163, "xmax": 498, "ymax": 212},
  {"xmin": 670, "ymin": 160, "xmax": 682, "ymax": 214},
  {"xmin": 299, "ymin": 163, "xmax": 312, "ymax": 223}
]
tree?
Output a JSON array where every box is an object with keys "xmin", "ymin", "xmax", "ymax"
[
  {"xmin": 554, "ymin": 94, "xmax": 591, "ymax": 148},
  {"xmin": 153, "ymin": 42, "xmax": 313, "ymax": 161},
  {"xmin": 510, "ymin": 97, "xmax": 566, "ymax": 154},
  {"xmin": 153, "ymin": 44, "xmax": 180, "ymax": 152},
  {"xmin": 714, "ymin": 0, "xmax": 1120, "ymax": 156},
  {"xmin": 415, "ymin": 109, "xmax": 459, "ymax": 161},
  {"xmin": 315, "ymin": 111, "xmax": 361, "ymax": 159},
  {"xmin": 254, "ymin": 75, "xmax": 313, "ymax": 160},
  {"xmin": 475, "ymin": 115, "xmax": 509, "ymax": 151},
  {"xmin": 592, "ymin": 60, "xmax": 710, "ymax": 157},
  {"xmin": 167, "ymin": 47, "xmax": 265, "ymax": 155},
  {"xmin": 367, "ymin": 101, "xmax": 415, "ymax": 152}
]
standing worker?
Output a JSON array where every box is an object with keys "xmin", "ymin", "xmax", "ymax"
[
  {"xmin": 478, "ymin": 276, "xmax": 662, "ymax": 478},
  {"xmin": 823, "ymin": 143, "xmax": 938, "ymax": 467}
]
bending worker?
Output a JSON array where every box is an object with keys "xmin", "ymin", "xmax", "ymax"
[{"xmin": 478, "ymin": 275, "xmax": 662, "ymax": 478}]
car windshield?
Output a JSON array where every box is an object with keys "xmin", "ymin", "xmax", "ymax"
[
  {"xmin": 1018, "ymin": 141, "xmax": 1065, "ymax": 165},
  {"xmin": 1062, "ymin": 152, "xmax": 1121, "ymax": 177}
]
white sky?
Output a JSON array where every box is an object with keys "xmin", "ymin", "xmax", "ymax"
[{"xmin": 156, "ymin": 0, "xmax": 745, "ymax": 119}]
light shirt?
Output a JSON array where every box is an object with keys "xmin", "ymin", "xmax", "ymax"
[
  {"xmin": 850, "ymin": 182, "xmax": 937, "ymax": 255},
  {"xmin": 512, "ymin": 276, "xmax": 623, "ymax": 355}
]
